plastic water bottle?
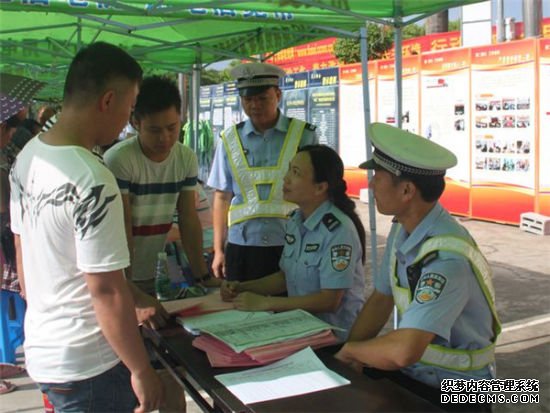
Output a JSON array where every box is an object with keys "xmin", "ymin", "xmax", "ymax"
[{"xmin": 155, "ymin": 252, "xmax": 172, "ymax": 301}]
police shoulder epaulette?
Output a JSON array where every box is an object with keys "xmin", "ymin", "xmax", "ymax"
[
  {"xmin": 305, "ymin": 122, "xmax": 316, "ymax": 131},
  {"xmin": 322, "ymin": 213, "xmax": 341, "ymax": 232},
  {"xmin": 287, "ymin": 208, "xmax": 299, "ymax": 218}
]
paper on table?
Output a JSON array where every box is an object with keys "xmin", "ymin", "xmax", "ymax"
[
  {"xmin": 176, "ymin": 310, "xmax": 272, "ymax": 335},
  {"xmin": 161, "ymin": 290, "xmax": 233, "ymax": 315},
  {"xmin": 214, "ymin": 347, "xmax": 350, "ymax": 404},
  {"xmin": 201, "ymin": 309, "xmax": 340, "ymax": 353}
]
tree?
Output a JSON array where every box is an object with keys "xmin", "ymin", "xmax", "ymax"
[
  {"xmin": 402, "ymin": 24, "xmax": 425, "ymax": 38},
  {"xmin": 333, "ymin": 23, "xmax": 393, "ymax": 63},
  {"xmin": 200, "ymin": 59, "xmax": 240, "ymax": 85},
  {"xmin": 449, "ymin": 20, "xmax": 460, "ymax": 32},
  {"xmin": 333, "ymin": 23, "xmax": 425, "ymax": 63}
]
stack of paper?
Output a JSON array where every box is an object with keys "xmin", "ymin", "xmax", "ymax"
[
  {"xmin": 176, "ymin": 310, "xmax": 272, "ymax": 335},
  {"xmin": 190, "ymin": 309, "xmax": 340, "ymax": 367},
  {"xmin": 199, "ymin": 309, "xmax": 339, "ymax": 353},
  {"xmin": 193, "ymin": 329, "xmax": 338, "ymax": 367}
]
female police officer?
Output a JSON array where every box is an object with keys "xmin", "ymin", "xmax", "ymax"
[{"xmin": 220, "ymin": 144, "xmax": 366, "ymax": 341}]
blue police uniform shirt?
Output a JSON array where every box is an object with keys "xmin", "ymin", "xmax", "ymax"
[
  {"xmin": 375, "ymin": 203, "xmax": 496, "ymax": 387},
  {"xmin": 207, "ymin": 112, "xmax": 317, "ymax": 247},
  {"xmin": 280, "ymin": 201, "xmax": 366, "ymax": 341}
]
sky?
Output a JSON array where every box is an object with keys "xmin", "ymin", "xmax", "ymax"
[{"xmin": 449, "ymin": 0, "xmax": 550, "ymax": 21}]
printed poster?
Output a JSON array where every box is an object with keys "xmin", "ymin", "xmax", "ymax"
[
  {"xmin": 308, "ymin": 68, "xmax": 339, "ymax": 151},
  {"xmin": 376, "ymin": 55, "xmax": 420, "ymax": 134},
  {"xmin": 339, "ymin": 62, "xmax": 377, "ymax": 197},
  {"xmin": 421, "ymin": 48, "xmax": 471, "ymax": 215},
  {"xmin": 538, "ymin": 39, "xmax": 550, "ymax": 215},
  {"xmin": 199, "ymin": 86, "xmax": 212, "ymax": 122},
  {"xmin": 223, "ymin": 81, "xmax": 241, "ymax": 131},
  {"xmin": 470, "ymin": 39, "xmax": 537, "ymax": 223},
  {"xmin": 282, "ymin": 71, "xmax": 309, "ymax": 122},
  {"xmin": 210, "ymin": 84, "xmax": 225, "ymax": 143}
]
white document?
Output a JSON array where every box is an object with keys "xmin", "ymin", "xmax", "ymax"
[
  {"xmin": 176, "ymin": 310, "xmax": 272, "ymax": 335},
  {"xmin": 214, "ymin": 347, "xmax": 350, "ymax": 404}
]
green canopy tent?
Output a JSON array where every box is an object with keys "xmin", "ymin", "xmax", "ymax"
[
  {"xmin": 1, "ymin": 1, "xmax": 483, "ymax": 99},
  {"xmin": 0, "ymin": 0, "xmax": 485, "ymax": 279}
]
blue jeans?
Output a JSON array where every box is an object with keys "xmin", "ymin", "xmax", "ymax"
[{"xmin": 38, "ymin": 363, "xmax": 138, "ymax": 412}]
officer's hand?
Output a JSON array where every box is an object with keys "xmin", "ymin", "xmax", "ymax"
[
  {"xmin": 134, "ymin": 291, "xmax": 169, "ymax": 330},
  {"xmin": 220, "ymin": 280, "xmax": 240, "ymax": 301},
  {"xmin": 335, "ymin": 345, "xmax": 364, "ymax": 372},
  {"xmin": 233, "ymin": 292, "xmax": 268, "ymax": 311},
  {"xmin": 211, "ymin": 250, "xmax": 226, "ymax": 279}
]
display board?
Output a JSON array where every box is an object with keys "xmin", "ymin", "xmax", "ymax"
[
  {"xmin": 338, "ymin": 62, "xmax": 377, "ymax": 195},
  {"xmin": 308, "ymin": 67, "xmax": 339, "ymax": 151},
  {"xmin": 538, "ymin": 39, "xmax": 550, "ymax": 215},
  {"xmin": 421, "ymin": 48, "xmax": 471, "ymax": 215},
  {"xmin": 282, "ymin": 71, "xmax": 309, "ymax": 122},
  {"xmin": 376, "ymin": 55, "xmax": 421, "ymax": 134},
  {"xmin": 199, "ymin": 86, "xmax": 212, "ymax": 122},
  {"xmin": 470, "ymin": 39, "xmax": 537, "ymax": 223},
  {"xmin": 223, "ymin": 81, "xmax": 241, "ymax": 131},
  {"xmin": 210, "ymin": 84, "xmax": 225, "ymax": 143}
]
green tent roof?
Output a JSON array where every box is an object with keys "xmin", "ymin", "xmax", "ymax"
[{"xmin": 0, "ymin": 0, "xmax": 483, "ymax": 99}]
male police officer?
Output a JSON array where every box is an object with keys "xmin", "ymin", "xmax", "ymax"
[
  {"xmin": 336, "ymin": 123, "xmax": 500, "ymax": 412},
  {"xmin": 208, "ymin": 62, "xmax": 318, "ymax": 282}
]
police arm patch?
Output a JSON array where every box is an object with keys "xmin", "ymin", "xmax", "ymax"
[
  {"xmin": 415, "ymin": 273, "xmax": 447, "ymax": 304},
  {"xmin": 331, "ymin": 244, "xmax": 352, "ymax": 271},
  {"xmin": 322, "ymin": 213, "xmax": 341, "ymax": 232}
]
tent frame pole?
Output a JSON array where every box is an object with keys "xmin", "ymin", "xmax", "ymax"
[{"xmin": 359, "ymin": 24, "xmax": 378, "ymax": 284}]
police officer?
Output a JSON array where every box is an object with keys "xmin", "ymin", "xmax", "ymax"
[
  {"xmin": 220, "ymin": 145, "xmax": 366, "ymax": 341},
  {"xmin": 335, "ymin": 123, "xmax": 500, "ymax": 412},
  {"xmin": 208, "ymin": 62, "xmax": 318, "ymax": 282}
]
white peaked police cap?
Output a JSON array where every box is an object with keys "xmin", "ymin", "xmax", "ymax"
[
  {"xmin": 230, "ymin": 62, "xmax": 285, "ymax": 97},
  {"xmin": 359, "ymin": 123, "xmax": 457, "ymax": 176}
]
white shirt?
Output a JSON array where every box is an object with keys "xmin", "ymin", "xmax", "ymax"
[{"xmin": 10, "ymin": 136, "xmax": 129, "ymax": 383}]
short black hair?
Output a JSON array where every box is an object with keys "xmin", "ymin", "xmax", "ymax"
[
  {"xmin": 63, "ymin": 42, "xmax": 142, "ymax": 106},
  {"xmin": 391, "ymin": 171, "xmax": 446, "ymax": 203},
  {"xmin": 133, "ymin": 76, "xmax": 181, "ymax": 120}
]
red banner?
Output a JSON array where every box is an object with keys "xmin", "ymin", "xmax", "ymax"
[{"xmin": 265, "ymin": 37, "xmax": 338, "ymax": 73}]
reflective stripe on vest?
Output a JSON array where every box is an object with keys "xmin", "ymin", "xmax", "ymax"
[
  {"xmin": 222, "ymin": 119, "xmax": 305, "ymax": 227},
  {"xmin": 389, "ymin": 223, "xmax": 501, "ymax": 371}
]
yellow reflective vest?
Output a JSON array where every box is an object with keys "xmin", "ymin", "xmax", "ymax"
[
  {"xmin": 221, "ymin": 119, "xmax": 306, "ymax": 227},
  {"xmin": 388, "ymin": 224, "xmax": 502, "ymax": 372}
]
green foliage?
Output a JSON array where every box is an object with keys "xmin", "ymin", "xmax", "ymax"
[
  {"xmin": 333, "ymin": 20, "xmax": 460, "ymax": 64},
  {"xmin": 334, "ymin": 23, "xmax": 393, "ymax": 63},
  {"xmin": 449, "ymin": 20, "xmax": 460, "ymax": 31},
  {"xmin": 333, "ymin": 38, "xmax": 361, "ymax": 64},
  {"xmin": 402, "ymin": 24, "xmax": 425, "ymax": 39},
  {"xmin": 200, "ymin": 59, "xmax": 240, "ymax": 85}
]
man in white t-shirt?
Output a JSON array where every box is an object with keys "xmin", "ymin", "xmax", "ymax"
[
  {"xmin": 9, "ymin": 42, "xmax": 163, "ymax": 412},
  {"xmin": 104, "ymin": 76, "xmax": 219, "ymax": 296}
]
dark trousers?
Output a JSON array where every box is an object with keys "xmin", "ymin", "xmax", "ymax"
[
  {"xmin": 363, "ymin": 368, "xmax": 492, "ymax": 413},
  {"xmin": 225, "ymin": 243, "xmax": 284, "ymax": 282},
  {"xmin": 39, "ymin": 363, "xmax": 137, "ymax": 413}
]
